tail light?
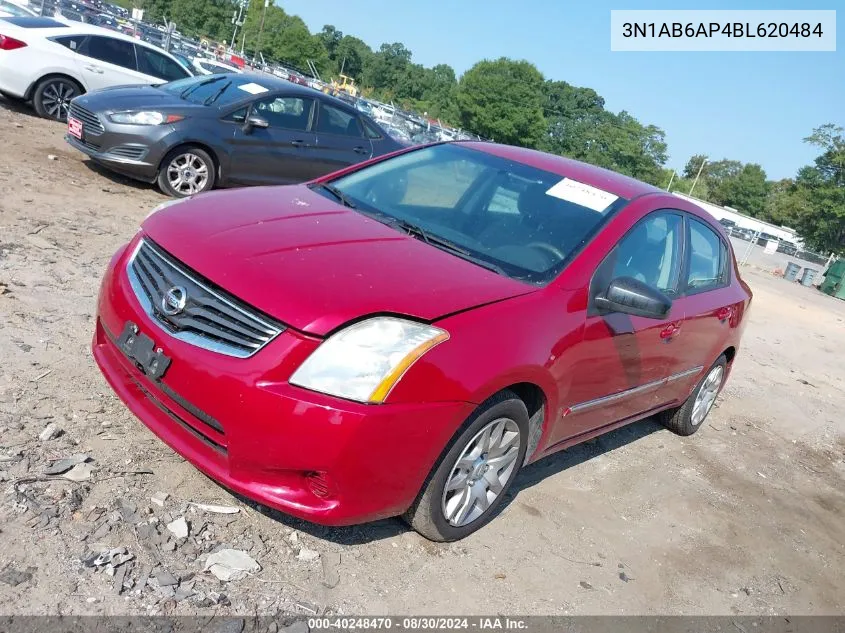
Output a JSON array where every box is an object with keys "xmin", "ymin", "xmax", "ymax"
[{"xmin": 0, "ymin": 35, "xmax": 27, "ymax": 51}]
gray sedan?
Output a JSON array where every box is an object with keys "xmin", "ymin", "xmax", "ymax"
[{"xmin": 64, "ymin": 73, "xmax": 404, "ymax": 197}]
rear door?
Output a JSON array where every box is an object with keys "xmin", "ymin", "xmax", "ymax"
[
  {"xmin": 665, "ymin": 215, "xmax": 738, "ymax": 400},
  {"xmin": 550, "ymin": 211, "xmax": 687, "ymax": 444},
  {"xmin": 226, "ymin": 94, "xmax": 317, "ymax": 185},
  {"xmin": 74, "ymin": 35, "xmax": 149, "ymax": 90},
  {"xmin": 311, "ymin": 100, "xmax": 372, "ymax": 174}
]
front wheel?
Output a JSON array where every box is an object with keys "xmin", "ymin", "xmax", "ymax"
[
  {"xmin": 157, "ymin": 147, "xmax": 216, "ymax": 197},
  {"xmin": 404, "ymin": 391, "xmax": 529, "ymax": 541},
  {"xmin": 661, "ymin": 355, "xmax": 727, "ymax": 436}
]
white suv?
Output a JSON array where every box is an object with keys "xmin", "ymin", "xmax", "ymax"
[{"xmin": 0, "ymin": 16, "xmax": 193, "ymax": 120}]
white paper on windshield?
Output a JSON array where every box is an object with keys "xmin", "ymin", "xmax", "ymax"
[
  {"xmin": 545, "ymin": 179, "xmax": 618, "ymax": 212},
  {"xmin": 237, "ymin": 82, "xmax": 269, "ymax": 95}
]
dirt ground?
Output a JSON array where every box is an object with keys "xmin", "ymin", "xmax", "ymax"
[{"xmin": 1, "ymin": 98, "xmax": 844, "ymax": 617}]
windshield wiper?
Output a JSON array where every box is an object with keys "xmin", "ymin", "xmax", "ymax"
[
  {"xmin": 203, "ymin": 80, "xmax": 232, "ymax": 106},
  {"xmin": 179, "ymin": 76, "xmax": 223, "ymax": 100},
  {"xmin": 317, "ymin": 183, "xmax": 357, "ymax": 209},
  {"xmin": 391, "ymin": 219, "xmax": 508, "ymax": 276}
]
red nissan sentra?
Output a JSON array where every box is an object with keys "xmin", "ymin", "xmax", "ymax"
[{"xmin": 92, "ymin": 141, "xmax": 751, "ymax": 541}]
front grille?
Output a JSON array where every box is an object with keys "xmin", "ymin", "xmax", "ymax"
[
  {"xmin": 68, "ymin": 102, "xmax": 104, "ymax": 136},
  {"xmin": 105, "ymin": 145, "xmax": 147, "ymax": 161},
  {"xmin": 126, "ymin": 239, "xmax": 284, "ymax": 358}
]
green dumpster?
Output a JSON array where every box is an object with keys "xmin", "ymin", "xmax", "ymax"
[{"xmin": 820, "ymin": 259, "xmax": 845, "ymax": 300}]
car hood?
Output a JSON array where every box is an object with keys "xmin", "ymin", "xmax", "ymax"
[
  {"xmin": 73, "ymin": 85, "xmax": 207, "ymax": 114},
  {"xmin": 141, "ymin": 186, "xmax": 535, "ymax": 335}
]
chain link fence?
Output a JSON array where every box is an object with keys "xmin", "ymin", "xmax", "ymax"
[{"xmin": 726, "ymin": 227, "xmax": 837, "ymax": 286}]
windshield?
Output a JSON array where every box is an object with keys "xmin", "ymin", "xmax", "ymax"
[
  {"xmin": 319, "ymin": 144, "xmax": 627, "ymax": 283},
  {"xmin": 159, "ymin": 74, "xmax": 270, "ymax": 107}
]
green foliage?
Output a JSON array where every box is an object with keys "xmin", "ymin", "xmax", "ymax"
[
  {"xmin": 788, "ymin": 126, "xmax": 845, "ymax": 253},
  {"xmin": 539, "ymin": 80, "xmax": 667, "ymax": 184},
  {"xmin": 456, "ymin": 58, "xmax": 546, "ymax": 147}
]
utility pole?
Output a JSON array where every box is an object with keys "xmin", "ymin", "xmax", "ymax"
[
  {"xmin": 230, "ymin": 0, "xmax": 246, "ymax": 53},
  {"xmin": 666, "ymin": 170, "xmax": 676, "ymax": 192},
  {"xmin": 689, "ymin": 157, "xmax": 707, "ymax": 196},
  {"xmin": 257, "ymin": 0, "xmax": 268, "ymax": 59}
]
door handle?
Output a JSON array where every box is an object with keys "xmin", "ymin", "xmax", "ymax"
[
  {"xmin": 660, "ymin": 323, "xmax": 681, "ymax": 341},
  {"xmin": 353, "ymin": 146, "xmax": 369, "ymax": 155},
  {"xmin": 84, "ymin": 65, "xmax": 104, "ymax": 74},
  {"xmin": 291, "ymin": 139, "xmax": 310, "ymax": 148},
  {"xmin": 716, "ymin": 307, "xmax": 732, "ymax": 323}
]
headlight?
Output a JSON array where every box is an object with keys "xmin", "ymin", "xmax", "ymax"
[
  {"xmin": 144, "ymin": 197, "xmax": 189, "ymax": 220},
  {"xmin": 290, "ymin": 317, "xmax": 449, "ymax": 403},
  {"xmin": 108, "ymin": 111, "xmax": 184, "ymax": 125}
]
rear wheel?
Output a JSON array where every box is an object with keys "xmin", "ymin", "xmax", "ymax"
[
  {"xmin": 157, "ymin": 147, "xmax": 216, "ymax": 198},
  {"xmin": 661, "ymin": 355, "xmax": 727, "ymax": 436},
  {"xmin": 404, "ymin": 391, "xmax": 528, "ymax": 542},
  {"xmin": 33, "ymin": 76, "xmax": 81, "ymax": 121}
]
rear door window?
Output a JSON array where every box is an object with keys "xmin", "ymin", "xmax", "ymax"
[
  {"xmin": 83, "ymin": 35, "xmax": 137, "ymax": 71},
  {"xmin": 686, "ymin": 218, "xmax": 728, "ymax": 292},
  {"xmin": 315, "ymin": 102, "xmax": 363, "ymax": 137},
  {"xmin": 136, "ymin": 45, "xmax": 189, "ymax": 81},
  {"xmin": 52, "ymin": 34, "xmax": 87, "ymax": 51}
]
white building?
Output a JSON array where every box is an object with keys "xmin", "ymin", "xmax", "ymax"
[{"xmin": 672, "ymin": 192, "xmax": 801, "ymax": 246}]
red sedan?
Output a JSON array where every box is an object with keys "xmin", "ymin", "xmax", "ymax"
[{"xmin": 92, "ymin": 142, "xmax": 752, "ymax": 541}]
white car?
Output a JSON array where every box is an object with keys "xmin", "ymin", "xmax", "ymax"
[
  {"xmin": 0, "ymin": 0, "xmax": 37, "ymax": 18},
  {"xmin": 191, "ymin": 56, "xmax": 241, "ymax": 75},
  {"xmin": 0, "ymin": 16, "xmax": 193, "ymax": 120}
]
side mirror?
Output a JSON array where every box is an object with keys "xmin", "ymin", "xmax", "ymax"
[
  {"xmin": 594, "ymin": 276, "xmax": 672, "ymax": 319},
  {"xmin": 243, "ymin": 114, "xmax": 269, "ymax": 132}
]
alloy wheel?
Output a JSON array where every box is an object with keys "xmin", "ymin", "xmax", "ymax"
[
  {"xmin": 691, "ymin": 365, "xmax": 724, "ymax": 426},
  {"xmin": 41, "ymin": 81, "xmax": 77, "ymax": 121},
  {"xmin": 441, "ymin": 417, "xmax": 521, "ymax": 527},
  {"xmin": 166, "ymin": 153, "xmax": 209, "ymax": 195}
]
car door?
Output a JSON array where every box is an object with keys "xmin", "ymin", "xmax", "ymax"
[
  {"xmin": 664, "ymin": 215, "xmax": 737, "ymax": 401},
  {"xmin": 74, "ymin": 35, "xmax": 149, "ymax": 90},
  {"xmin": 225, "ymin": 94, "xmax": 317, "ymax": 186},
  {"xmin": 549, "ymin": 211, "xmax": 687, "ymax": 444},
  {"xmin": 311, "ymin": 100, "xmax": 373, "ymax": 175}
]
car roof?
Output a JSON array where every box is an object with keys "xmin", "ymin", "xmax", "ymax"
[{"xmin": 460, "ymin": 141, "xmax": 662, "ymax": 200}]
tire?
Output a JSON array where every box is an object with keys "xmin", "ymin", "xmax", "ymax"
[
  {"xmin": 157, "ymin": 146, "xmax": 216, "ymax": 198},
  {"xmin": 32, "ymin": 76, "xmax": 82, "ymax": 121},
  {"xmin": 660, "ymin": 355, "xmax": 728, "ymax": 436},
  {"xmin": 404, "ymin": 390, "xmax": 529, "ymax": 542}
]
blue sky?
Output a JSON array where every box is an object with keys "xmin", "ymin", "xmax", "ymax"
[{"xmin": 280, "ymin": 0, "xmax": 843, "ymax": 180}]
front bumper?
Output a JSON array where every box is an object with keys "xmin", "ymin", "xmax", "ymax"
[
  {"xmin": 92, "ymin": 241, "xmax": 473, "ymax": 525},
  {"xmin": 65, "ymin": 119, "xmax": 175, "ymax": 182}
]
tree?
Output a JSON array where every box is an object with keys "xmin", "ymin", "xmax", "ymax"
[
  {"xmin": 317, "ymin": 24, "xmax": 343, "ymax": 61},
  {"xmin": 788, "ymin": 125, "xmax": 845, "ymax": 254},
  {"xmin": 457, "ymin": 58, "xmax": 546, "ymax": 147},
  {"xmin": 711, "ymin": 163, "xmax": 769, "ymax": 217},
  {"xmin": 332, "ymin": 35, "xmax": 372, "ymax": 78},
  {"xmin": 363, "ymin": 42, "xmax": 413, "ymax": 91}
]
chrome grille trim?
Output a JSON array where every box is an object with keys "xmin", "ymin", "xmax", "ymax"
[
  {"xmin": 68, "ymin": 102, "xmax": 104, "ymax": 136},
  {"xmin": 105, "ymin": 145, "xmax": 147, "ymax": 161},
  {"xmin": 126, "ymin": 239, "xmax": 284, "ymax": 358}
]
